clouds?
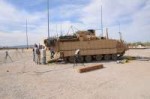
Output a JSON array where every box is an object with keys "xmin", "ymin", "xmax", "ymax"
[
  {"xmin": 0, "ymin": 0, "xmax": 45, "ymax": 28},
  {"xmin": 80, "ymin": 0, "xmax": 150, "ymax": 42},
  {"xmin": 122, "ymin": 0, "xmax": 150, "ymax": 42},
  {"xmin": 0, "ymin": 0, "xmax": 150, "ymax": 46},
  {"xmin": 0, "ymin": 0, "xmax": 47, "ymax": 46}
]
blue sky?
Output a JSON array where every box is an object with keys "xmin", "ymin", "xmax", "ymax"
[
  {"xmin": 6, "ymin": 0, "xmax": 91, "ymax": 12},
  {"xmin": 0, "ymin": 0, "xmax": 150, "ymax": 46}
]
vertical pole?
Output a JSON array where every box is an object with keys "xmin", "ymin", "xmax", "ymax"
[
  {"xmin": 26, "ymin": 19, "xmax": 29, "ymax": 49},
  {"xmin": 47, "ymin": 0, "xmax": 50, "ymax": 38},
  {"xmin": 106, "ymin": 28, "xmax": 109, "ymax": 39},
  {"xmin": 119, "ymin": 32, "xmax": 122, "ymax": 41},
  {"xmin": 101, "ymin": 5, "xmax": 103, "ymax": 36},
  {"xmin": 118, "ymin": 22, "xmax": 122, "ymax": 41},
  {"xmin": 60, "ymin": 24, "xmax": 62, "ymax": 36}
]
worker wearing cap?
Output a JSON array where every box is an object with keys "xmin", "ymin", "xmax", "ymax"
[{"xmin": 74, "ymin": 49, "xmax": 80, "ymax": 66}]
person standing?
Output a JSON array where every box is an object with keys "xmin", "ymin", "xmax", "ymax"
[
  {"xmin": 33, "ymin": 44, "xmax": 37, "ymax": 62},
  {"xmin": 36, "ymin": 45, "xmax": 41, "ymax": 64},
  {"xmin": 40, "ymin": 46, "xmax": 46, "ymax": 64},
  {"xmin": 50, "ymin": 47, "xmax": 55, "ymax": 59},
  {"xmin": 73, "ymin": 49, "xmax": 84, "ymax": 67},
  {"xmin": 33, "ymin": 47, "xmax": 35, "ymax": 62},
  {"xmin": 4, "ymin": 51, "xmax": 13, "ymax": 63},
  {"xmin": 74, "ymin": 49, "xmax": 80, "ymax": 66}
]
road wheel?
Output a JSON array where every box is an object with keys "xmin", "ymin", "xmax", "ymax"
[
  {"xmin": 63, "ymin": 57, "xmax": 68, "ymax": 62},
  {"xmin": 112, "ymin": 54, "xmax": 117, "ymax": 60},
  {"xmin": 78, "ymin": 56, "xmax": 84, "ymax": 63},
  {"xmin": 68, "ymin": 56, "xmax": 74, "ymax": 63},
  {"xmin": 104, "ymin": 54, "xmax": 111, "ymax": 60},
  {"xmin": 85, "ymin": 56, "xmax": 92, "ymax": 62},
  {"xmin": 95, "ymin": 55, "xmax": 103, "ymax": 61}
]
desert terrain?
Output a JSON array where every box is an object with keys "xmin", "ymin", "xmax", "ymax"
[{"xmin": 0, "ymin": 49, "xmax": 150, "ymax": 99}]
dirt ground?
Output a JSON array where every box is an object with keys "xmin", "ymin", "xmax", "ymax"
[{"xmin": 0, "ymin": 49, "xmax": 150, "ymax": 99}]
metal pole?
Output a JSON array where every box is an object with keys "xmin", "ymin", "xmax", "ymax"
[
  {"xmin": 60, "ymin": 23, "xmax": 62, "ymax": 36},
  {"xmin": 47, "ymin": 0, "xmax": 50, "ymax": 38},
  {"xmin": 26, "ymin": 19, "xmax": 29, "ymax": 49},
  {"xmin": 101, "ymin": 5, "xmax": 103, "ymax": 36},
  {"xmin": 118, "ymin": 22, "xmax": 122, "ymax": 40},
  {"xmin": 106, "ymin": 28, "xmax": 109, "ymax": 39},
  {"xmin": 119, "ymin": 32, "xmax": 122, "ymax": 41},
  {"xmin": 119, "ymin": 22, "xmax": 120, "ymax": 33}
]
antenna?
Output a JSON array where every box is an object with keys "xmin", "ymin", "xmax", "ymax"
[
  {"xmin": 106, "ymin": 28, "xmax": 109, "ymax": 39},
  {"xmin": 47, "ymin": 0, "xmax": 50, "ymax": 38},
  {"xmin": 26, "ymin": 19, "xmax": 29, "ymax": 49},
  {"xmin": 60, "ymin": 24, "xmax": 62, "ymax": 36},
  {"xmin": 101, "ymin": 5, "xmax": 103, "ymax": 36},
  {"xmin": 119, "ymin": 32, "xmax": 122, "ymax": 41},
  {"xmin": 118, "ymin": 22, "xmax": 122, "ymax": 41},
  {"xmin": 71, "ymin": 26, "xmax": 75, "ymax": 34}
]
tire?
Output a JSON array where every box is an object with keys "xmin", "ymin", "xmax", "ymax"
[
  {"xmin": 85, "ymin": 56, "xmax": 92, "ymax": 62},
  {"xmin": 78, "ymin": 56, "xmax": 84, "ymax": 63},
  {"xmin": 68, "ymin": 56, "xmax": 74, "ymax": 63},
  {"xmin": 112, "ymin": 54, "xmax": 117, "ymax": 60},
  {"xmin": 95, "ymin": 55, "xmax": 103, "ymax": 61},
  {"xmin": 104, "ymin": 54, "xmax": 111, "ymax": 60},
  {"xmin": 63, "ymin": 57, "xmax": 68, "ymax": 62}
]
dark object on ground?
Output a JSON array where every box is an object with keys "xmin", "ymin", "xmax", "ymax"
[
  {"xmin": 136, "ymin": 57, "xmax": 150, "ymax": 61},
  {"xmin": 77, "ymin": 64, "xmax": 103, "ymax": 73},
  {"xmin": 47, "ymin": 58, "xmax": 63, "ymax": 63}
]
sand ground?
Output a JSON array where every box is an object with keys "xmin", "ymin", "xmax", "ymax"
[{"xmin": 0, "ymin": 49, "xmax": 150, "ymax": 99}]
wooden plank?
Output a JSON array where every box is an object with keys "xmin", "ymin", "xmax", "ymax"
[{"xmin": 77, "ymin": 64, "xmax": 103, "ymax": 73}]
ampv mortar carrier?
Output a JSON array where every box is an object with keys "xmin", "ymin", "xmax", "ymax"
[{"xmin": 44, "ymin": 29, "xmax": 128, "ymax": 62}]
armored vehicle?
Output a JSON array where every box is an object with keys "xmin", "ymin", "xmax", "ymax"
[{"xmin": 44, "ymin": 29, "xmax": 128, "ymax": 62}]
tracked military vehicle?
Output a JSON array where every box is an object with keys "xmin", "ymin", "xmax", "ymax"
[{"xmin": 44, "ymin": 29, "xmax": 128, "ymax": 62}]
